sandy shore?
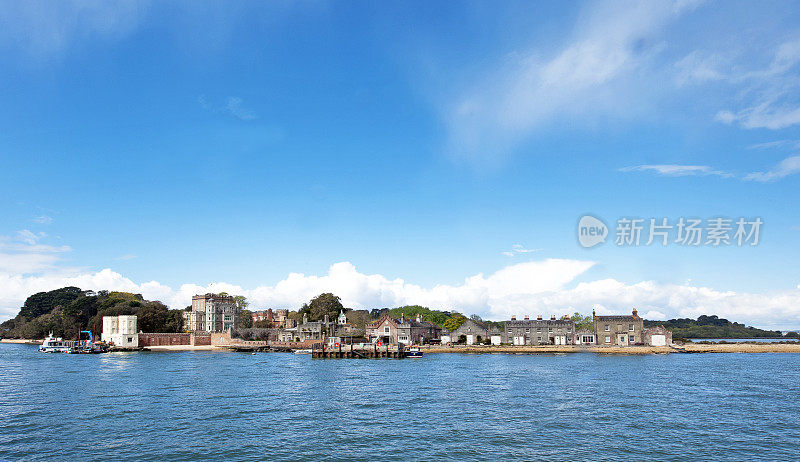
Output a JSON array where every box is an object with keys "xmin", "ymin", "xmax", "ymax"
[
  {"xmin": 143, "ymin": 345, "xmax": 221, "ymax": 351},
  {"xmin": 0, "ymin": 338, "xmax": 42, "ymax": 344},
  {"xmin": 420, "ymin": 343, "xmax": 800, "ymax": 355},
  {"xmin": 680, "ymin": 342, "xmax": 800, "ymax": 354}
]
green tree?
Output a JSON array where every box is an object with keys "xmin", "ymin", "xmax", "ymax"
[
  {"xmin": 238, "ymin": 309, "xmax": 253, "ymax": 328},
  {"xmin": 303, "ymin": 293, "xmax": 344, "ymax": 321},
  {"xmin": 571, "ymin": 312, "xmax": 593, "ymax": 330},
  {"xmin": 442, "ymin": 314, "xmax": 467, "ymax": 332}
]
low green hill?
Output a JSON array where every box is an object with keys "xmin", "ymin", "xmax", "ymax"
[
  {"xmin": 0, "ymin": 287, "xmax": 184, "ymax": 339},
  {"xmin": 644, "ymin": 315, "xmax": 797, "ymax": 339}
]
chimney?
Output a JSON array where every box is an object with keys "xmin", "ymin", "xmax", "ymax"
[
  {"xmin": 524, "ymin": 315, "xmax": 530, "ymax": 320},
  {"xmin": 537, "ymin": 315, "xmax": 542, "ymax": 321},
  {"xmin": 401, "ymin": 312, "xmax": 405, "ymax": 323},
  {"xmin": 550, "ymin": 315, "xmax": 556, "ymax": 320},
  {"xmin": 632, "ymin": 308, "xmax": 638, "ymax": 318},
  {"xmin": 592, "ymin": 309, "xmax": 596, "ymax": 318},
  {"xmin": 416, "ymin": 313, "xmax": 422, "ymax": 323},
  {"xmin": 324, "ymin": 314, "xmax": 329, "ymax": 324},
  {"xmin": 303, "ymin": 313, "xmax": 308, "ymax": 324},
  {"xmin": 511, "ymin": 315, "xmax": 516, "ymax": 321}
]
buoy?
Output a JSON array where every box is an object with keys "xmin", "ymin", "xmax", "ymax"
[
  {"xmin": 334, "ymin": 342, "xmax": 340, "ymax": 347},
  {"xmin": 377, "ymin": 342, "xmax": 383, "ymax": 347}
]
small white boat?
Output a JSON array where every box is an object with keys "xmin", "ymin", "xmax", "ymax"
[
  {"xmin": 293, "ymin": 349, "xmax": 312, "ymax": 354},
  {"xmin": 406, "ymin": 346, "xmax": 423, "ymax": 358},
  {"xmin": 39, "ymin": 333, "xmax": 73, "ymax": 353}
]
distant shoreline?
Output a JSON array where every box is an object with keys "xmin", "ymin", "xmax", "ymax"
[{"xmin": 5, "ymin": 338, "xmax": 800, "ymax": 354}]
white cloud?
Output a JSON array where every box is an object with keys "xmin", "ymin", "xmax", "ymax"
[
  {"xmin": 444, "ymin": 1, "xmax": 699, "ymax": 163},
  {"xmin": 32, "ymin": 215, "xmax": 53, "ymax": 225},
  {"xmin": 198, "ymin": 95, "xmax": 257, "ymax": 121},
  {"xmin": 223, "ymin": 97, "xmax": 257, "ymax": 121},
  {"xmin": 0, "ymin": 231, "xmax": 71, "ymax": 274},
  {"xmin": 697, "ymin": 38, "xmax": 800, "ymax": 130},
  {"xmin": 503, "ymin": 244, "xmax": 542, "ymax": 257},
  {"xmin": 745, "ymin": 155, "xmax": 800, "ymax": 182},
  {"xmin": 2, "ymin": 259, "xmax": 800, "ymax": 330},
  {"xmin": 116, "ymin": 254, "xmax": 137, "ymax": 261},
  {"xmin": 15, "ymin": 230, "xmax": 45, "ymax": 245},
  {"xmin": 674, "ymin": 50, "xmax": 726, "ymax": 86},
  {"xmin": 746, "ymin": 140, "xmax": 800, "ymax": 151},
  {"xmin": 0, "ymin": 0, "xmax": 146, "ymax": 58},
  {"xmin": 620, "ymin": 164, "xmax": 731, "ymax": 177}
]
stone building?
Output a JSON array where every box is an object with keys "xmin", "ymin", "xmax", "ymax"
[
  {"xmin": 504, "ymin": 315, "xmax": 576, "ymax": 345},
  {"xmin": 643, "ymin": 325, "xmax": 673, "ymax": 346},
  {"xmin": 251, "ymin": 309, "xmax": 290, "ymax": 328},
  {"xmin": 183, "ymin": 293, "xmax": 238, "ymax": 332},
  {"xmin": 593, "ymin": 308, "xmax": 644, "ymax": 346},
  {"xmin": 365, "ymin": 313, "xmax": 441, "ymax": 345},
  {"xmin": 277, "ymin": 311, "xmax": 362, "ymax": 343},
  {"xmin": 102, "ymin": 314, "xmax": 138, "ymax": 347},
  {"xmin": 441, "ymin": 319, "xmax": 489, "ymax": 345}
]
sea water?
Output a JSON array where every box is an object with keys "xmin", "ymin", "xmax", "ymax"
[{"xmin": 1, "ymin": 344, "xmax": 799, "ymax": 461}]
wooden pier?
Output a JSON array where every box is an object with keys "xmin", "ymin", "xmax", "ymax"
[{"xmin": 312, "ymin": 342, "xmax": 406, "ymax": 359}]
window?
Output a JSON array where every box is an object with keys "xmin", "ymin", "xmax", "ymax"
[
  {"xmin": 384, "ymin": 327, "xmax": 390, "ymax": 333},
  {"xmin": 548, "ymin": 327, "xmax": 553, "ymax": 332},
  {"xmin": 605, "ymin": 335, "xmax": 611, "ymax": 343},
  {"xmin": 525, "ymin": 328, "xmax": 530, "ymax": 333},
  {"xmin": 629, "ymin": 335, "xmax": 635, "ymax": 342},
  {"xmin": 537, "ymin": 336, "xmax": 541, "ymax": 342},
  {"xmin": 605, "ymin": 324, "xmax": 610, "ymax": 331},
  {"xmin": 629, "ymin": 324, "xmax": 635, "ymax": 331},
  {"xmin": 537, "ymin": 327, "xmax": 542, "ymax": 333}
]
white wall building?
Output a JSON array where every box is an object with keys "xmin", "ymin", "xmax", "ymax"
[
  {"xmin": 183, "ymin": 293, "xmax": 239, "ymax": 332},
  {"xmin": 102, "ymin": 315, "xmax": 139, "ymax": 347}
]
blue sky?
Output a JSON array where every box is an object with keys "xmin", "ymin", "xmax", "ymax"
[{"xmin": 1, "ymin": 0, "xmax": 800, "ymax": 328}]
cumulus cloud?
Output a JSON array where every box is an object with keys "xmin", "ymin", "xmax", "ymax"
[{"xmin": 1, "ymin": 259, "xmax": 800, "ymax": 330}]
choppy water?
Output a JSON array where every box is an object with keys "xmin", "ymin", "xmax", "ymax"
[{"xmin": 1, "ymin": 344, "xmax": 799, "ymax": 461}]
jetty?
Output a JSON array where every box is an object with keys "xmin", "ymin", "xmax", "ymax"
[{"xmin": 312, "ymin": 342, "xmax": 406, "ymax": 358}]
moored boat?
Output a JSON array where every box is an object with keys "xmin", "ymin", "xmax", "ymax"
[
  {"xmin": 406, "ymin": 346, "xmax": 423, "ymax": 358},
  {"xmin": 293, "ymin": 349, "xmax": 312, "ymax": 354},
  {"xmin": 38, "ymin": 333, "xmax": 73, "ymax": 353}
]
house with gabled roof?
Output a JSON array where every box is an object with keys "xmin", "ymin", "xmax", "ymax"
[{"xmin": 365, "ymin": 312, "xmax": 441, "ymax": 345}]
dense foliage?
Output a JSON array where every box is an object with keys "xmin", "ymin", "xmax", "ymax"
[
  {"xmin": 384, "ymin": 306, "xmax": 454, "ymax": 326},
  {"xmin": 0, "ymin": 288, "xmax": 184, "ymax": 339},
  {"xmin": 644, "ymin": 315, "xmax": 795, "ymax": 339},
  {"xmin": 298, "ymin": 293, "xmax": 344, "ymax": 321},
  {"xmin": 570, "ymin": 312, "xmax": 593, "ymax": 331}
]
